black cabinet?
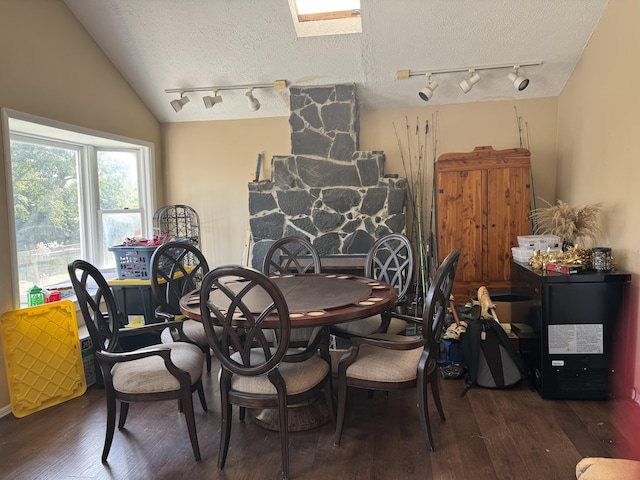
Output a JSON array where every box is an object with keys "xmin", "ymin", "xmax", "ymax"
[{"xmin": 511, "ymin": 261, "xmax": 630, "ymax": 399}]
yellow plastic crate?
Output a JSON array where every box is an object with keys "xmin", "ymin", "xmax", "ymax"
[{"xmin": 0, "ymin": 301, "xmax": 87, "ymax": 417}]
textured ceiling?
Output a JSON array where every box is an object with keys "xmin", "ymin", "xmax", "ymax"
[{"xmin": 63, "ymin": 0, "xmax": 608, "ymax": 123}]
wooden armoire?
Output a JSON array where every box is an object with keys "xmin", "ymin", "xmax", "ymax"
[{"xmin": 436, "ymin": 146, "xmax": 532, "ymax": 298}]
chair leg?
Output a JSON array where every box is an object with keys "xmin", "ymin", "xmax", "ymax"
[
  {"xmin": 324, "ymin": 376, "xmax": 336, "ymax": 427},
  {"xmin": 333, "ymin": 378, "xmax": 348, "ymax": 446},
  {"xmin": 430, "ymin": 375, "xmax": 446, "ymax": 422},
  {"xmin": 417, "ymin": 374, "xmax": 434, "ymax": 451},
  {"xmin": 182, "ymin": 390, "xmax": 201, "ymax": 462},
  {"xmin": 218, "ymin": 396, "xmax": 232, "ymax": 469},
  {"xmin": 196, "ymin": 380, "xmax": 208, "ymax": 411},
  {"xmin": 239, "ymin": 406, "xmax": 246, "ymax": 421},
  {"xmin": 203, "ymin": 346, "xmax": 212, "ymax": 373},
  {"xmin": 102, "ymin": 393, "xmax": 117, "ymax": 463},
  {"xmin": 277, "ymin": 394, "xmax": 290, "ymax": 480},
  {"xmin": 117, "ymin": 401, "xmax": 129, "ymax": 429}
]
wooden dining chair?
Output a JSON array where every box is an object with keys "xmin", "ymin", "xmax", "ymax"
[
  {"xmin": 262, "ymin": 235, "xmax": 321, "ymax": 276},
  {"xmin": 199, "ymin": 265, "xmax": 335, "ymax": 480},
  {"xmin": 333, "ymin": 249, "xmax": 460, "ymax": 451},
  {"xmin": 150, "ymin": 240, "xmax": 220, "ymax": 372},
  {"xmin": 331, "ymin": 233, "xmax": 414, "ymax": 338},
  {"xmin": 68, "ymin": 259, "xmax": 207, "ymax": 462},
  {"xmin": 263, "ymin": 236, "xmax": 323, "ymax": 349}
]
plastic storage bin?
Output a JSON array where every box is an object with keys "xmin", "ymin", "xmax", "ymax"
[
  {"xmin": 0, "ymin": 301, "xmax": 87, "ymax": 417},
  {"xmin": 109, "ymin": 245, "xmax": 158, "ymax": 279},
  {"xmin": 517, "ymin": 235, "xmax": 561, "ymax": 251},
  {"xmin": 512, "ymin": 246, "xmax": 535, "ymax": 263}
]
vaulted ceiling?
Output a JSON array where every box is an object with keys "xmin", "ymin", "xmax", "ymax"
[{"xmin": 63, "ymin": 0, "xmax": 608, "ymax": 123}]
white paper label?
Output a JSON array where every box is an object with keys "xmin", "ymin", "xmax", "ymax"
[
  {"xmin": 548, "ymin": 324, "xmax": 604, "ymax": 354},
  {"xmin": 551, "ymin": 360, "xmax": 565, "ymax": 367}
]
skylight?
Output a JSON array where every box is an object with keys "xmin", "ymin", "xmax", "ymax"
[{"xmin": 289, "ymin": 0, "xmax": 361, "ymax": 37}]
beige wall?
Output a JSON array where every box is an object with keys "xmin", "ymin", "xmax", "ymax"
[
  {"xmin": 161, "ymin": 119, "xmax": 292, "ymax": 267},
  {"xmin": 163, "ymin": 98, "xmax": 559, "ymax": 269},
  {"xmin": 557, "ymin": 0, "xmax": 640, "ymax": 395},
  {"xmin": 0, "ymin": 1, "xmax": 162, "ymax": 410}
]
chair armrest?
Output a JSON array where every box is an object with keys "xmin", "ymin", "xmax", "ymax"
[
  {"xmin": 118, "ymin": 319, "xmax": 186, "ymax": 337},
  {"xmin": 96, "ymin": 346, "xmax": 172, "ymax": 364},
  {"xmin": 155, "ymin": 306, "xmax": 175, "ymax": 322},
  {"xmin": 351, "ymin": 335, "xmax": 425, "ymax": 351},
  {"xmin": 390, "ymin": 313, "xmax": 422, "ymax": 325},
  {"xmin": 337, "ymin": 334, "xmax": 425, "ymax": 375},
  {"xmin": 284, "ymin": 327, "xmax": 330, "ymax": 363},
  {"xmin": 96, "ymin": 346, "xmax": 193, "ymax": 388}
]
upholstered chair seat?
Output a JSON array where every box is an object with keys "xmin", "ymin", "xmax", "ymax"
[
  {"xmin": 229, "ymin": 349, "xmax": 330, "ymax": 395},
  {"xmin": 112, "ymin": 342, "xmax": 204, "ymax": 394}
]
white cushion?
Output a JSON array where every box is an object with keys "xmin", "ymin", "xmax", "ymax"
[
  {"xmin": 112, "ymin": 342, "xmax": 204, "ymax": 394},
  {"xmin": 228, "ymin": 349, "xmax": 329, "ymax": 395},
  {"xmin": 344, "ymin": 334, "xmax": 424, "ymax": 383},
  {"xmin": 332, "ymin": 314, "xmax": 407, "ymax": 337}
]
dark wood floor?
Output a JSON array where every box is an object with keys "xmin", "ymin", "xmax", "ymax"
[{"xmin": 1, "ymin": 357, "xmax": 637, "ymax": 480}]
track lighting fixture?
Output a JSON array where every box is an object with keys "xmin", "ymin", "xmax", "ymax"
[
  {"xmin": 395, "ymin": 61, "xmax": 542, "ymax": 100},
  {"xmin": 418, "ymin": 74, "xmax": 439, "ymax": 101},
  {"xmin": 203, "ymin": 90, "xmax": 223, "ymax": 109},
  {"xmin": 246, "ymin": 88, "xmax": 261, "ymax": 111},
  {"xmin": 170, "ymin": 92, "xmax": 190, "ymax": 112},
  {"xmin": 459, "ymin": 70, "xmax": 481, "ymax": 93},
  {"xmin": 508, "ymin": 66, "xmax": 529, "ymax": 91},
  {"xmin": 165, "ymin": 80, "xmax": 287, "ymax": 113}
]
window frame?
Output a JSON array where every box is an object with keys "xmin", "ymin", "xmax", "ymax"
[{"xmin": 1, "ymin": 108, "xmax": 156, "ymax": 308}]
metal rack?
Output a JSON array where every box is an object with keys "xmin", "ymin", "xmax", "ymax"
[{"xmin": 152, "ymin": 205, "xmax": 200, "ymax": 248}]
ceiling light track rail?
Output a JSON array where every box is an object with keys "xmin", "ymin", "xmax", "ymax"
[
  {"xmin": 396, "ymin": 61, "xmax": 543, "ymax": 79},
  {"xmin": 397, "ymin": 61, "xmax": 543, "ymax": 102},
  {"xmin": 165, "ymin": 80, "xmax": 288, "ymax": 112}
]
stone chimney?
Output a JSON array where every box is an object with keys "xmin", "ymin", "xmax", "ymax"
[{"xmin": 248, "ymin": 84, "xmax": 406, "ymax": 269}]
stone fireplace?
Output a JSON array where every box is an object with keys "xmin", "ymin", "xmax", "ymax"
[{"xmin": 248, "ymin": 84, "xmax": 406, "ymax": 269}]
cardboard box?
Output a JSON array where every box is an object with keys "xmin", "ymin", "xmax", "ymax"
[{"xmin": 491, "ymin": 294, "xmax": 534, "ymax": 324}]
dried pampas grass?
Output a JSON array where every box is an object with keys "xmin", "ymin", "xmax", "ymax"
[{"xmin": 530, "ymin": 199, "xmax": 601, "ymax": 246}]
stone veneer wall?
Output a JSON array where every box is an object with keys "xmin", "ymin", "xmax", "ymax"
[{"xmin": 248, "ymin": 84, "xmax": 406, "ymax": 269}]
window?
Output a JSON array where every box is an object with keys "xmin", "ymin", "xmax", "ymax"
[
  {"xmin": 289, "ymin": 0, "xmax": 361, "ymax": 37},
  {"xmin": 2, "ymin": 110, "xmax": 155, "ymax": 307}
]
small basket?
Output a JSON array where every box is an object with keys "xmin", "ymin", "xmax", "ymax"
[{"xmin": 108, "ymin": 245, "xmax": 158, "ymax": 279}]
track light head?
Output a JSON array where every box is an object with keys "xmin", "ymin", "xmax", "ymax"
[
  {"xmin": 203, "ymin": 91, "xmax": 223, "ymax": 109},
  {"xmin": 246, "ymin": 88, "xmax": 261, "ymax": 111},
  {"xmin": 418, "ymin": 74, "xmax": 439, "ymax": 101},
  {"xmin": 508, "ymin": 67, "xmax": 530, "ymax": 91},
  {"xmin": 459, "ymin": 70, "xmax": 481, "ymax": 93},
  {"xmin": 170, "ymin": 93, "xmax": 190, "ymax": 112}
]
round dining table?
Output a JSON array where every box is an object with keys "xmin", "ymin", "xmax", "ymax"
[
  {"xmin": 178, "ymin": 272, "xmax": 397, "ymax": 431},
  {"xmin": 178, "ymin": 272, "xmax": 396, "ymax": 328}
]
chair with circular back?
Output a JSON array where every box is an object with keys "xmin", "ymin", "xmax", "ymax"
[
  {"xmin": 199, "ymin": 265, "xmax": 335, "ymax": 480},
  {"xmin": 333, "ymin": 248, "xmax": 460, "ymax": 451},
  {"xmin": 262, "ymin": 236, "xmax": 323, "ymax": 349},
  {"xmin": 150, "ymin": 241, "xmax": 220, "ymax": 372},
  {"xmin": 68, "ymin": 259, "xmax": 207, "ymax": 463},
  {"xmin": 331, "ymin": 233, "xmax": 414, "ymax": 338}
]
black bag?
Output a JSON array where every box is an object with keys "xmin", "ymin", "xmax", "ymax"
[{"xmin": 459, "ymin": 313, "xmax": 529, "ymax": 397}]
